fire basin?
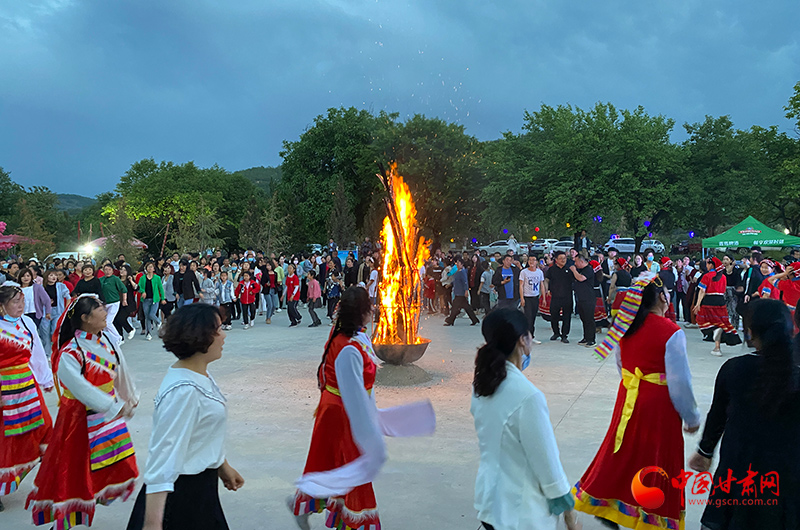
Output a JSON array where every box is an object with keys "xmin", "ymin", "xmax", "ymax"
[{"xmin": 373, "ymin": 338, "xmax": 431, "ymax": 366}]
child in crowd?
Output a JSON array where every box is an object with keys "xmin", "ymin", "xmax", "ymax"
[
  {"xmin": 201, "ymin": 269, "xmax": 218, "ymax": 306},
  {"xmin": 216, "ymin": 271, "xmax": 236, "ymax": 330},
  {"xmin": 306, "ymin": 270, "xmax": 322, "ymax": 327},
  {"xmin": 234, "ymin": 270, "xmax": 260, "ymax": 329}
]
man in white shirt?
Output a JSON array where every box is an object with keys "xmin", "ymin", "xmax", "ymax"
[
  {"xmin": 366, "ymin": 259, "xmax": 379, "ymax": 304},
  {"xmin": 519, "ymin": 258, "xmax": 544, "ymax": 344}
]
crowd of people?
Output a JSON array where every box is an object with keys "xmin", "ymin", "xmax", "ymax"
[{"xmin": 1, "ymin": 234, "xmax": 799, "ymax": 530}]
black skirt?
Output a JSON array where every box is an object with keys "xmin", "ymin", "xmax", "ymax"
[{"xmin": 127, "ymin": 468, "xmax": 229, "ymax": 530}]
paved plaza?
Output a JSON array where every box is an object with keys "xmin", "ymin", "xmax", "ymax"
[{"xmin": 4, "ymin": 309, "xmax": 735, "ymax": 529}]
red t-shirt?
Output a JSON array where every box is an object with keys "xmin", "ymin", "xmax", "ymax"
[{"xmin": 285, "ymin": 274, "xmax": 301, "ymax": 301}]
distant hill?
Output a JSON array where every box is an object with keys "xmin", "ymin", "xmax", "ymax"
[
  {"xmin": 233, "ymin": 166, "xmax": 282, "ymax": 194},
  {"xmin": 57, "ymin": 193, "xmax": 96, "ymax": 212}
]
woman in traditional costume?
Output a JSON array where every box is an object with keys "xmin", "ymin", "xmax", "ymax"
[
  {"xmin": 0, "ymin": 285, "xmax": 54, "ymax": 512},
  {"xmin": 289, "ymin": 287, "xmax": 434, "ymax": 530},
  {"xmin": 775, "ymin": 263, "xmax": 800, "ymax": 334},
  {"xmin": 693, "ymin": 257, "xmax": 742, "ymax": 356},
  {"xmin": 689, "ymin": 298, "xmax": 800, "ymax": 529},
  {"xmin": 471, "ymin": 308, "xmax": 581, "ymax": 530},
  {"xmin": 573, "ymin": 274, "xmax": 701, "ymax": 530},
  {"xmin": 752, "ymin": 259, "xmax": 781, "ymax": 300},
  {"xmin": 590, "ymin": 260, "xmax": 609, "ymax": 330},
  {"xmin": 607, "ymin": 258, "xmax": 631, "ymax": 321},
  {"xmin": 27, "ymin": 294, "xmax": 139, "ymax": 528},
  {"xmin": 127, "ymin": 304, "xmax": 244, "ymax": 530}
]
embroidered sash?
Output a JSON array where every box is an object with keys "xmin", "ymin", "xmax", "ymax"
[
  {"xmin": 1, "ymin": 363, "xmax": 44, "ymax": 436},
  {"xmin": 87, "ymin": 400, "xmax": 135, "ymax": 471}
]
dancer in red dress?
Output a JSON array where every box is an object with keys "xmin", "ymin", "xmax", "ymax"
[
  {"xmin": 27, "ymin": 294, "xmax": 139, "ymax": 529},
  {"xmin": 574, "ymin": 274, "xmax": 701, "ymax": 530},
  {"xmin": 590, "ymin": 260, "xmax": 609, "ymax": 328},
  {"xmin": 693, "ymin": 257, "xmax": 742, "ymax": 356},
  {"xmin": 0, "ymin": 286, "xmax": 54, "ymax": 512},
  {"xmin": 289, "ymin": 287, "xmax": 434, "ymax": 530},
  {"xmin": 775, "ymin": 262, "xmax": 800, "ymax": 334},
  {"xmin": 753, "ymin": 259, "xmax": 781, "ymax": 300}
]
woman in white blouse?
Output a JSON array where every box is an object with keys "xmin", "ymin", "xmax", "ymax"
[
  {"xmin": 127, "ymin": 304, "xmax": 244, "ymax": 530},
  {"xmin": 471, "ymin": 308, "xmax": 581, "ymax": 530}
]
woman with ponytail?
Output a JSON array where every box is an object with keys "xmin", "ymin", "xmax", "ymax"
[
  {"xmin": 289, "ymin": 286, "xmax": 435, "ymax": 530},
  {"xmin": 689, "ymin": 298, "xmax": 800, "ymax": 530},
  {"xmin": 0, "ymin": 285, "xmax": 54, "ymax": 512},
  {"xmin": 573, "ymin": 274, "xmax": 701, "ymax": 530},
  {"xmin": 694, "ymin": 256, "xmax": 742, "ymax": 356},
  {"xmin": 27, "ymin": 294, "xmax": 140, "ymax": 528},
  {"xmin": 471, "ymin": 308, "xmax": 580, "ymax": 530}
]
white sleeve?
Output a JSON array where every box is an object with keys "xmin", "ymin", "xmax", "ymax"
[
  {"xmin": 113, "ymin": 347, "xmax": 140, "ymax": 408},
  {"xmin": 378, "ymin": 400, "xmax": 436, "ymax": 437},
  {"xmin": 516, "ymin": 392, "xmax": 571, "ymax": 499},
  {"xmin": 295, "ymin": 346, "xmax": 386, "ymax": 498},
  {"xmin": 336, "ymin": 346, "xmax": 386, "ymax": 465},
  {"xmin": 664, "ymin": 329, "xmax": 701, "ymax": 428},
  {"xmin": 57, "ymin": 353, "xmax": 123, "ymax": 421},
  {"xmin": 614, "ymin": 343, "xmax": 622, "ymax": 377},
  {"xmin": 25, "ymin": 317, "xmax": 54, "ymax": 389},
  {"xmin": 144, "ymin": 385, "xmax": 200, "ymax": 493}
]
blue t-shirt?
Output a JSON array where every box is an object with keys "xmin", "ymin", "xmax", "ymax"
[{"xmin": 502, "ymin": 267, "xmax": 514, "ymax": 299}]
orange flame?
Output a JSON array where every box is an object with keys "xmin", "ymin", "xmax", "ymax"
[{"xmin": 374, "ymin": 163, "xmax": 430, "ymax": 345}]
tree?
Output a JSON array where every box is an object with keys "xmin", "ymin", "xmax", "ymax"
[
  {"xmin": 0, "ymin": 167, "xmax": 24, "ymax": 223},
  {"xmin": 101, "ymin": 199, "xmax": 143, "ymax": 266},
  {"xmin": 173, "ymin": 198, "xmax": 224, "ymax": 254},
  {"xmin": 484, "ymin": 103, "xmax": 681, "ymax": 250},
  {"xmin": 680, "ymin": 116, "xmax": 764, "ymax": 236},
  {"xmin": 110, "ymin": 159, "xmax": 265, "ymax": 248},
  {"xmin": 749, "ymin": 126, "xmax": 800, "ymax": 234},
  {"xmin": 326, "ymin": 178, "xmax": 356, "ymax": 248},
  {"xmin": 785, "ymin": 80, "xmax": 800, "ymax": 133},
  {"xmin": 15, "ymin": 198, "xmax": 55, "ymax": 260}
]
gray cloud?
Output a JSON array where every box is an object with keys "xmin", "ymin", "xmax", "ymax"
[{"xmin": 1, "ymin": 0, "xmax": 798, "ymax": 194}]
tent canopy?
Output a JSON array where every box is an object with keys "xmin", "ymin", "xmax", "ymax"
[{"xmin": 702, "ymin": 216, "xmax": 800, "ymax": 249}]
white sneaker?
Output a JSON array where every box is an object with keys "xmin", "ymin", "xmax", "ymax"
[
  {"xmin": 532, "ymin": 339, "xmax": 542, "ymax": 345},
  {"xmin": 146, "ymin": 333, "xmax": 152, "ymax": 341},
  {"xmin": 710, "ymin": 349, "xmax": 722, "ymax": 357},
  {"xmin": 276, "ymin": 308, "xmax": 282, "ymax": 313},
  {"xmin": 127, "ymin": 330, "xmax": 135, "ymax": 340},
  {"xmin": 285, "ymin": 496, "xmax": 311, "ymax": 530}
]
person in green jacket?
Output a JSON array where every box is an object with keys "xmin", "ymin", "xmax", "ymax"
[
  {"xmin": 100, "ymin": 263, "xmax": 128, "ymax": 346},
  {"xmin": 138, "ymin": 261, "xmax": 165, "ymax": 340}
]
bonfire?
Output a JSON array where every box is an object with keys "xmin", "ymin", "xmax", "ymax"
[{"xmin": 372, "ymin": 163, "xmax": 431, "ymax": 365}]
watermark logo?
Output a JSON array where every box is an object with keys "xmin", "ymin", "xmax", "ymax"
[
  {"xmin": 631, "ymin": 466, "xmax": 669, "ymax": 509},
  {"xmin": 631, "ymin": 465, "xmax": 780, "ymax": 508}
]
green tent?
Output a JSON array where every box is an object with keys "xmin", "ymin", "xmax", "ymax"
[{"xmin": 702, "ymin": 216, "xmax": 800, "ymax": 249}]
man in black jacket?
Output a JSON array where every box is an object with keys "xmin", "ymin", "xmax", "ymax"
[
  {"xmin": 173, "ymin": 259, "xmax": 187, "ymax": 307},
  {"xmin": 491, "ymin": 255, "xmax": 521, "ymax": 310}
]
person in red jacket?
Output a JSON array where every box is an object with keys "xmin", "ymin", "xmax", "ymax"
[
  {"xmin": 284, "ymin": 264, "xmax": 302, "ymax": 327},
  {"xmin": 234, "ymin": 270, "xmax": 261, "ymax": 329}
]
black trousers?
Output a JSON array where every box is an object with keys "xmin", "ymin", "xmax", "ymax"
[
  {"xmin": 675, "ymin": 291, "xmax": 688, "ymax": 321},
  {"xmin": 470, "ymin": 286, "xmax": 481, "ymax": 310},
  {"xmin": 287, "ymin": 300, "xmax": 302, "ymax": 324},
  {"xmin": 576, "ymin": 299, "xmax": 596, "ymax": 343},
  {"xmin": 241, "ymin": 302, "xmax": 256, "ymax": 325},
  {"xmin": 160, "ymin": 301, "xmax": 175, "ymax": 320},
  {"xmin": 445, "ymin": 295, "xmax": 479, "ymax": 325},
  {"xmin": 327, "ymin": 296, "xmax": 340, "ymax": 319},
  {"xmin": 113, "ymin": 304, "xmax": 133, "ymax": 336},
  {"xmin": 550, "ymin": 296, "xmax": 572, "ymax": 337},
  {"xmin": 523, "ymin": 296, "xmax": 539, "ymax": 338},
  {"xmin": 480, "ymin": 292, "xmax": 491, "ymax": 315}
]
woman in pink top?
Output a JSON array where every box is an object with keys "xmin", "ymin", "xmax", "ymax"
[{"xmin": 306, "ymin": 270, "xmax": 322, "ymax": 328}]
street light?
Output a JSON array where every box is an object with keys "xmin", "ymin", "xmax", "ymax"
[{"xmin": 785, "ymin": 228, "xmax": 791, "ymax": 235}]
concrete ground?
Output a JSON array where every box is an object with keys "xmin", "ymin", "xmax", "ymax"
[{"xmin": 3, "ymin": 306, "xmax": 737, "ymax": 529}]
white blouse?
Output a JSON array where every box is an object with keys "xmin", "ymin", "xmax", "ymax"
[
  {"xmin": 471, "ymin": 362, "xmax": 571, "ymax": 530},
  {"xmin": 57, "ymin": 332, "xmax": 139, "ymax": 422},
  {"xmin": 144, "ymin": 367, "xmax": 227, "ymax": 493}
]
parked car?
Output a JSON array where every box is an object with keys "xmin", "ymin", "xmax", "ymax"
[
  {"xmin": 671, "ymin": 240, "xmax": 703, "ymax": 255},
  {"xmin": 477, "ymin": 240, "xmax": 513, "ymax": 256},
  {"xmin": 44, "ymin": 251, "xmax": 91, "ymax": 263},
  {"xmin": 551, "ymin": 241, "xmax": 575, "ymax": 253},
  {"xmin": 602, "ymin": 238, "xmax": 666, "ymax": 254},
  {"xmin": 529, "ymin": 238, "xmax": 559, "ymax": 255}
]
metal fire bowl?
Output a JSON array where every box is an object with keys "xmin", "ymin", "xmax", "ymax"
[{"xmin": 373, "ymin": 338, "xmax": 431, "ymax": 366}]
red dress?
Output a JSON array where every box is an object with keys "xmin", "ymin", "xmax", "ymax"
[
  {"xmin": 292, "ymin": 332, "xmax": 381, "ymax": 530},
  {"xmin": 573, "ymin": 314, "xmax": 686, "ymax": 529},
  {"xmin": 0, "ymin": 316, "xmax": 53, "ymax": 497},
  {"xmin": 756, "ymin": 275, "xmax": 780, "ymax": 300},
  {"xmin": 777, "ymin": 276, "xmax": 800, "ymax": 334},
  {"xmin": 27, "ymin": 332, "xmax": 138, "ymax": 528},
  {"xmin": 696, "ymin": 272, "xmax": 741, "ymax": 345}
]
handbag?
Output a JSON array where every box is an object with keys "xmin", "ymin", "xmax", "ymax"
[{"xmin": 314, "ymin": 298, "xmax": 323, "ymax": 309}]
